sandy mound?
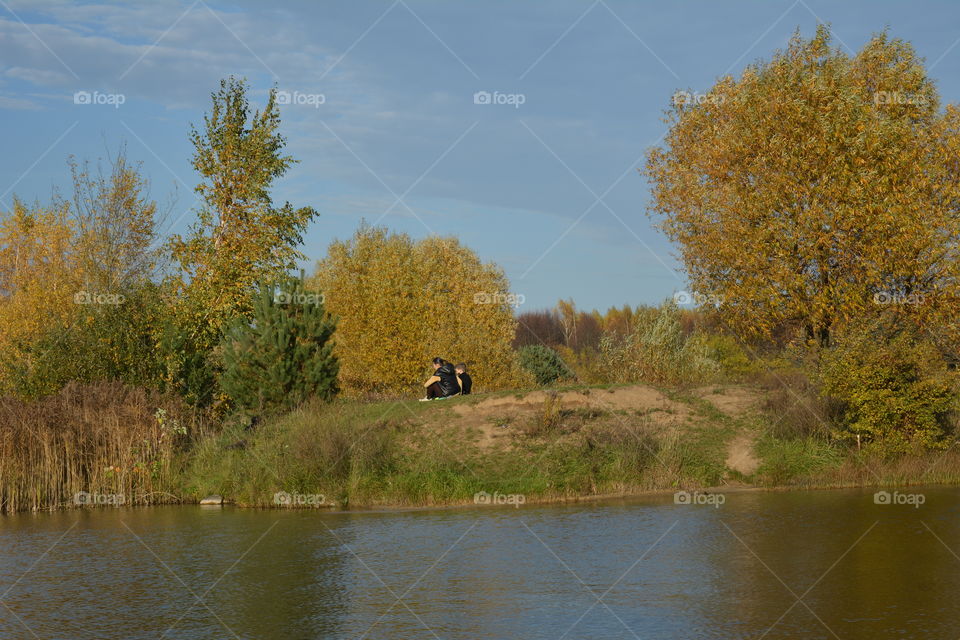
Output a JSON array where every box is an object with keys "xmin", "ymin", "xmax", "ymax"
[
  {"xmin": 447, "ymin": 385, "xmax": 691, "ymax": 450},
  {"xmin": 693, "ymin": 386, "xmax": 760, "ymax": 417}
]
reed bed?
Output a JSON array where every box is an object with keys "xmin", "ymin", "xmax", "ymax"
[{"xmin": 0, "ymin": 382, "xmax": 197, "ymax": 512}]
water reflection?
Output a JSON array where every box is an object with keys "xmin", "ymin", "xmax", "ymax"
[{"xmin": 0, "ymin": 487, "xmax": 957, "ymax": 639}]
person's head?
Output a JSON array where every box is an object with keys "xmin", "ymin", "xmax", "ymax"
[
  {"xmin": 455, "ymin": 363, "xmax": 467, "ymax": 374},
  {"xmin": 431, "ymin": 357, "xmax": 446, "ymax": 371}
]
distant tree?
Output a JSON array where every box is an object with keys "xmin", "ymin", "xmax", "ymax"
[
  {"xmin": 514, "ymin": 310, "xmax": 565, "ymax": 348},
  {"xmin": 569, "ymin": 311, "xmax": 602, "ymax": 352},
  {"xmin": 646, "ymin": 26, "xmax": 960, "ymax": 349},
  {"xmin": 220, "ymin": 282, "xmax": 338, "ymax": 413}
]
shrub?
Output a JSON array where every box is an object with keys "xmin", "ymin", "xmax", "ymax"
[
  {"xmin": 220, "ymin": 282, "xmax": 339, "ymax": 414},
  {"xmin": 821, "ymin": 325, "xmax": 957, "ymax": 455},
  {"xmin": 757, "ymin": 369, "xmax": 837, "ymax": 440},
  {"xmin": 518, "ymin": 345, "xmax": 574, "ymax": 385},
  {"xmin": 600, "ymin": 301, "xmax": 718, "ymax": 386}
]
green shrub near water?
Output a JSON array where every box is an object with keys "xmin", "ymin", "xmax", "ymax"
[{"xmin": 821, "ymin": 325, "xmax": 957, "ymax": 455}]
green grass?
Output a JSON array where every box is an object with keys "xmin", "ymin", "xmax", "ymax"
[
  {"xmin": 178, "ymin": 382, "xmax": 960, "ymax": 509},
  {"xmin": 753, "ymin": 435, "xmax": 844, "ymax": 486}
]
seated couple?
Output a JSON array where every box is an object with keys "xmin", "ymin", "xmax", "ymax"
[{"xmin": 420, "ymin": 358, "xmax": 472, "ymax": 401}]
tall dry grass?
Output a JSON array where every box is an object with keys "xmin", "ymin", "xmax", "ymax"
[{"xmin": 0, "ymin": 382, "xmax": 199, "ymax": 512}]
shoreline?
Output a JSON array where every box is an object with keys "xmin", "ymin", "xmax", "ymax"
[{"xmin": 15, "ymin": 477, "xmax": 959, "ymax": 517}]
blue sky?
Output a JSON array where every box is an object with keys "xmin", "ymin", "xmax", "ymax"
[{"xmin": 3, "ymin": 0, "xmax": 960, "ymax": 311}]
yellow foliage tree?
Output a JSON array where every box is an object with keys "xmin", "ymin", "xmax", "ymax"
[
  {"xmin": 646, "ymin": 26, "xmax": 960, "ymax": 349},
  {"xmin": 311, "ymin": 225, "xmax": 529, "ymax": 395},
  {"xmin": 0, "ymin": 199, "xmax": 77, "ymax": 392},
  {"xmin": 0, "ymin": 148, "xmax": 165, "ymax": 396}
]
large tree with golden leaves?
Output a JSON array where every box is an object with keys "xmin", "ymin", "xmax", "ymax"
[
  {"xmin": 646, "ymin": 26, "xmax": 960, "ymax": 349},
  {"xmin": 311, "ymin": 224, "xmax": 529, "ymax": 395}
]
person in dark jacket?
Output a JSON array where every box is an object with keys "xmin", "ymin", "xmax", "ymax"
[
  {"xmin": 421, "ymin": 357, "xmax": 461, "ymax": 400},
  {"xmin": 455, "ymin": 363, "xmax": 472, "ymax": 395}
]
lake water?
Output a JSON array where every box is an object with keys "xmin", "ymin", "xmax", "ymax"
[{"xmin": 1, "ymin": 486, "xmax": 958, "ymax": 639}]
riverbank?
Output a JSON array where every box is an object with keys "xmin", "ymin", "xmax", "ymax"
[
  {"xmin": 178, "ymin": 383, "xmax": 960, "ymax": 510},
  {"xmin": 5, "ymin": 381, "xmax": 960, "ymax": 513}
]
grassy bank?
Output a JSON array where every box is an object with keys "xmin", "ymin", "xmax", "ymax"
[
  {"xmin": 178, "ymin": 383, "xmax": 960, "ymax": 509},
  {"xmin": 3, "ymin": 382, "xmax": 959, "ymax": 513}
]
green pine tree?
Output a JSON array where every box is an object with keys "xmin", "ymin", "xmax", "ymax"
[{"xmin": 221, "ymin": 282, "xmax": 339, "ymax": 413}]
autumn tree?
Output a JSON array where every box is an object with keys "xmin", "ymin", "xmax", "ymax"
[
  {"xmin": 311, "ymin": 224, "xmax": 529, "ymax": 395},
  {"xmin": 646, "ymin": 26, "xmax": 960, "ymax": 349},
  {"xmin": 169, "ymin": 77, "xmax": 316, "ymax": 333},
  {"xmin": 0, "ymin": 147, "xmax": 166, "ymax": 396},
  {"xmin": 166, "ymin": 77, "xmax": 317, "ymax": 404}
]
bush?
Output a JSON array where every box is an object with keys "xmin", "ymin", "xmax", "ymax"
[
  {"xmin": 220, "ymin": 282, "xmax": 339, "ymax": 414},
  {"xmin": 600, "ymin": 301, "xmax": 718, "ymax": 386},
  {"xmin": 518, "ymin": 345, "xmax": 574, "ymax": 385},
  {"xmin": 757, "ymin": 369, "xmax": 837, "ymax": 440},
  {"xmin": 821, "ymin": 325, "xmax": 957, "ymax": 455},
  {"xmin": 702, "ymin": 333, "xmax": 759, "ymax": 380}
]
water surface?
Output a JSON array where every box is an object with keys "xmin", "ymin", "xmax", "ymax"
[{"xmin": 1, "ymin": 486, "xmax": 958, "ymax": 639}]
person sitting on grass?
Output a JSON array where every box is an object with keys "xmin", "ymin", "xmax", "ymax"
[
  {"xmin": 421, "ymin": 357, "xmax": 461, "ymax": 401},
  {"xmin": 455, "ymin": 363, "xmax": 472, "ymax": 395}
]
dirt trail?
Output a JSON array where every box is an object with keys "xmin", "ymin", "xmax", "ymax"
[
  {"xmin": 725, "ymin": 432, "xmax": 760, "ymax": 476},
  {"xmin": 691, "ymin": 386, "xmax": 762, "ymax": 477}
]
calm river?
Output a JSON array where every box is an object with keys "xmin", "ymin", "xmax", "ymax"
[{"xmin": 1, "ymin": 486, "xmax": 958, "ymax": 639}]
